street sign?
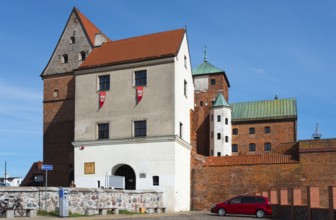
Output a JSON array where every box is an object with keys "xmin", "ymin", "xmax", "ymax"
[{"xmin": 41, "ymin": 164, "xmax": 53, "ymax": 171}]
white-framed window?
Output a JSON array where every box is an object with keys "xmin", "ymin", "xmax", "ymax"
[
  {"xmin": 97, "ymin": 123, "xmax": 109, "ymax": 139},
  {"xmin": 98, "ymin": 75, "xmax": 110, "ymax": 91}
]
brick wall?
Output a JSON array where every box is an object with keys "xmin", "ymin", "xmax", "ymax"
[
  {"xmin": 43, "ymin": 75, "xmax": 75, "ymax": 186},
  {"xmin": 191, "ymin": 139, "xmax": 336, "ymax": 211},
  {"xmin": 232, "ymin": 120, "xmax": 297, "ymax": 155}
]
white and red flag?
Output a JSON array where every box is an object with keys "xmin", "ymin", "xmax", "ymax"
[
  {"xmin": 99, "ymin": 91, "xmax": 106, "ymax": 108},
  {"xmin": 136, "ymin": 86, "xmax": 143, "ymax": 103}
]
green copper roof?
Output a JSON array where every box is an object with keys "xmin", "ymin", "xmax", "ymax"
[
  {"xmin": 231, "ymin": 98, "xmax": 297, "ymax": 121},
  {"xmin": 192, "ymin": 61, "xmax": 224, "ymax": 76},
  {"xmin": 212, "ymin": 92, "xmax": 230, "ymax": 108}
]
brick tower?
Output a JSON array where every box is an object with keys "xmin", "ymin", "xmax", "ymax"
[
  {"xmin": 41, "ymin": 8, "xmax": 108, "ymax": 186},
  {"xmin": 192, "ymin": 50, "xmax": 230, "ymax": 156}
]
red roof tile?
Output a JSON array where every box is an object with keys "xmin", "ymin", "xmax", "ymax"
[
  {"xmin": 79, "ymin": 28, "xmax": 185, "ymax": 69},
  {"xmin": 205, "ymin": 154, "xmax": 298, "ymax": 167},
  {"xmin": 75, "ymin": 8, "xmax": 111, "ymax": 46}
]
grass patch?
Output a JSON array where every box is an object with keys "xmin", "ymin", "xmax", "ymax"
[
  {"xmin": 118, "ymin": 209, "xmax": 139, "ymax": 215},
  {"xmin": 37, "ymin": 210, "xmax": 86, "ymax": 217}
]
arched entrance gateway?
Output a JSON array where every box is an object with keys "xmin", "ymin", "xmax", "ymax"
[{"xmin": 113, "ymin": 164, "xmax": 136, "ymax": 190}]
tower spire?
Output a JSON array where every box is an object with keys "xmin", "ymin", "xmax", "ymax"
[
  {"xmin": 312, "ymin": 123, "xmax": 322, "ymax": 139},
  {"xmin": 204, "ymin": 46, "xmax": 207, "ymax": 62}
]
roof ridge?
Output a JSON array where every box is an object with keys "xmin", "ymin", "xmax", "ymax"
[{"xmin": 231, "ymin": 97, "xmax": 296, "ymax": 105}]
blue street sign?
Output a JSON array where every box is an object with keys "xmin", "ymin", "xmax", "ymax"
[{"xmin": 41, "ymin": 164, "xmax": 53, "ymax": 171}]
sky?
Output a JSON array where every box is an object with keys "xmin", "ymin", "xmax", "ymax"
[{"xmin": 0, "ymin": 0, "xmax": 335, "ymax": 178}]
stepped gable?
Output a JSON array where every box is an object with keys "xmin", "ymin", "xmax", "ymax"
[
  {"xmin": 75, "ymin": 7, "xmax": 111, "ymax": 46},
  {"xmin": 205, "ymin": 153, "xmax": 298, "ymax": 167},
  {"xmin": 79, "ymin": 28, "xmax": 185, "ymax": 69}
]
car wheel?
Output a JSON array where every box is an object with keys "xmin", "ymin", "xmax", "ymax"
[
  {"xmin": 217, "ymin": 208, "xmax": 226, "ymax": 216},
  {"xmin": 256, "ymin": 209, "xmax": 265, "ymax": 218}
]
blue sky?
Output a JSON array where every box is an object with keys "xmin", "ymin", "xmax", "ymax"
[{"xmin": 0, "ymin": 0, "xmax": 335, "ymax": 178}]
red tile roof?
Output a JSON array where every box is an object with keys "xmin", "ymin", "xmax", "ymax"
[
  {"xmin": 75, "ymin": 8, "xmax": 111, "ymax": 46},
  {"xmin": 79, "ymin": 28, "xmax": 185, "ymax": 69},
  {"xmin": 205, "ymin": 154, "xmax": 298, "ymax": 167}
]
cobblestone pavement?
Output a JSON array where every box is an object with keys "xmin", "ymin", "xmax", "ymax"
[{"xmin": 23, "ymin": 211, "xmax": 273, "ymax": 220}]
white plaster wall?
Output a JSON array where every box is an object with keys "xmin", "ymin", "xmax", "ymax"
[
  {"xmin": 194, "ymin": 75, "xmax": 208, "ymax": 91},
  {"xmin": 74, "ymin": 140, "xmax": 190, "ymax": 212},
  {"xmin": 212, "ymin": 107, "xmax": 232, "ymax": 156},
  {"xmin": 174, "ymin": 33, "xmax": 194, "ymax": 144}
]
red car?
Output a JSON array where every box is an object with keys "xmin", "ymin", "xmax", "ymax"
[{"xmin": 210, "ymin": 195, "xmax": 272, "ymax": 218}]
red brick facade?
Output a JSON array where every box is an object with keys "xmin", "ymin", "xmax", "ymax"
[
  {"xmin": 43, "ymin": 74, "xmax": 75, "ymax": 186},
  {"xmin": 232, "ymin": 120, "xmax": 297, "ymax": 155}
]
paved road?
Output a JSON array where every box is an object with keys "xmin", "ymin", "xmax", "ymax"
[{"xmin": 25, "ymin": 211, "xmax": 273, "ymax": 220}]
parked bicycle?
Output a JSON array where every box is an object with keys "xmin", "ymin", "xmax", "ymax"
[{"xmin": 0, "ymin": 196, "xmax": 24, "ymax": 216}]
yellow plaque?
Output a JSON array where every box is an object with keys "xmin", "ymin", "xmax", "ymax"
[{"xmin": 84, "ymin": 162, "xmax": 95, "ymax": 174}]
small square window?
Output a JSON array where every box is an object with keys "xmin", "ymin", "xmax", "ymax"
[
  {"xmin": 210, "ymin": 79, "xmax": 216, "ymax": 85},
  {"xmin": 217, "ymin": 152, "xmax": 221, "ymax": 156},
  {"xmin": 61, "ymin": 54, "xmax": 68, "ymax": 64},
  {"xmin": 217, "ymin": 115, "xmax": 221, "ymax": 122},
  {"xmin": 265, "ymin": 126, "xmax": 271, "ymax": 133},
  {"xmin": 232, "ymin": 128, "xmax": 238, "ymax": 135},
  {"xmin": 225, "ymin": 136, "xmax": 229, "ymax": 143},
  {"xmin": 98, "ymin": 123, "xmax": 109, "ymax": 139},
  {"xmin": 135, "ymin": 70, "xmax": 147, "ymax": 86},
  {"xmin": 249, "ymin": 143, "xmax": 256, "ymax": 151},
  {"xmin": 264, "ymin": 142, "xmax": 272, "ymax": 151},
  {"xmin": 232, "ymin": 144, "xmax": 238, "ymax": 152},
  {"xmin": 249, "ymin": 127, "xmax": 255, "ymax": 134},
  {"xmin": 53, "ymin": 89, "xmax": 59, "ymax": 98},
  {"xmin": 217, "ymin": 133, "xmax": 221, "ymax": 140},
  {"xmin": 200, "ymin": 101, "xmax": 203, "ymax": 106},
  {"xmin": 134, "ymin": 120, "xmax": 146, "ymax": 137},
  {"xmin": 153, "ymin": 176, "xmax": 159, "ymax": 186},
  {"xmin": 225, "ymin": 118, "xmax": 228, "ymax": 125},
  {"xmin": 99, "ymin": 75, "xmax": 110, "ymax": 91}
]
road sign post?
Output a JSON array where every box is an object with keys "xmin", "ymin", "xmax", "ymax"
[{"xmin": 41, "ymin": 164, "xmax": 53, "ymax": 211}]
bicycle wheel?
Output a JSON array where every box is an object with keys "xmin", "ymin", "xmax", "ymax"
[{"xmin": 15, "ymin": 203, "xmax": 24, "ymax": 216}]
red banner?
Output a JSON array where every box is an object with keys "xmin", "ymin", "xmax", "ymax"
[
  {"xmin": 99, "ymin": 91, "xmax": 106, "ymax": 108},
  {"xmin": 136, "ymin": 86, "xmax": 143, "ymax": 103}
]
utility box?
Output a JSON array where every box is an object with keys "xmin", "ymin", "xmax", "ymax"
[{"xmin": 59, "ymin": 188, "xmax": 69, "ymax": 217}]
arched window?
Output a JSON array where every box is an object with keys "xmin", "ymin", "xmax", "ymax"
[
  {"xmin": 69, "ymin": 36, "xmax": 75, "ymax": 44},
  {"xmin": 249, "ymin": 143, "xmax": 256, "ymax": 152},
  {"xmin": 264, "ymin": 142, "xmax": 272, "ymax": 151},
  {"xmin": 232, "ymin": 144, "xmax": 238, "ymax": 152},
  {"xmin": 61, "ymin": 54, "xmax": 68, "ymax": 64},
  {"xmin": 249, "ymin": 127, "xmax": 255, "ymax": 134},
  {"xmin": 79, "ymin": 51, "xmax": 86, "ymax": 61}
]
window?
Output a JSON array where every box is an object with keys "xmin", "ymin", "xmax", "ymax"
[
  {"xmin": 53, "ymin": 89, "xmax": 59, "ymax": 98},
  {"xmin": 99, "ymin": 75, "xmax": 110, "ymax": 91},
  {"xmin": 242, "ymin": 197, "xmax": 257, "ymax": 203},
  {"xmin": 265, "ymin": 126, "xmax": 271, "ymax": 133},
  {"xmin": 212, "ymin": 100, "xmax": 215, "ymax": 105},
  {"xmin": 61, "ymin": 54, "xmax": 68, "ymax": 64},
  {"xmin": 217, "ymin": 115, "xmax": 221, "ymax": 122},
  {"xmin": 98, "ymin": 123, "xmax": 109, "ymax": 139},
  {"xmin": 249, "ymin": 127, "xmax": 255, "ymax": 134},
  {"xmin": 134, "ymin": 120, "xmax": 146, "ymax": 137},
  {"xmin": 153, "ymin": 176, "xmax": 159, "ymax": 186},
  {"xmin": 211, "ymin": 115, "xmax": 213, "ymax": 121},
  {"xmin": 232, "ymin": 144, "xmax": 238, "ymax": 152},
  {"xmin": 264, "ymin": 142, "xmax": 272, "ymax": 151},
  {"xmin": 217, "ymin": 152, "xmax": 221, "ymax": 156},
  {"xmin": 249, "ymin": 143, "xmax": 256, "ymax": 152},
  {"xmin": 69, "ymin": 36, "xmax": 75, "ymax": 44},
  {"xmin": 211, "ymin": 79, "xmax": 216, "ymax": 85},
  {"xmin": 79, "ymin": 51, "xmax": 86, "ymax": 61},
  {"xmin": 225, "ymin": 136, "xmax": 229, "ymax": 143},
  {"xmin": 211, "ymin": 150, "xmax": 214, "ymax": 156},
  {"xmin": 184, "ymin": 55, "xmax": 187, "ymax": 68},
  {"xmin": 232, "ymin": 128, "xmax": 238, "ymax": 135},
  {"xmin": 217, "ymin": 133, "xmax": 221, "ymax": 140},
  {"xmin": 179, "ymin": 122, "xmax": 183, "ymax": 139},
  {"xmin": 135, "ymin": 70, "xmax": 147, "ymax": 86},
  {"xmin": 184, "ymin": 80, "xmax": 187, "ymax": 97},
  {"xmin": 225, "ymin": 118, "xmax": 228, "ymax": 125},
  {"xmin": 200, "ymin": 101, "xmax": 203, "ymax": 106}
]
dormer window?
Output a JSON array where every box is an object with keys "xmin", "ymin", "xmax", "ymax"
[
  {"xmin": 69, "ymin": 36, "xmax": 75, "ymax": 44},
  {"xmin": 79, "ymin": 51, "xmax": 86, "ymax": 61},
  {"xmin": 61, "ymin": 54, "xmax": 68, "ymax": 64}
]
